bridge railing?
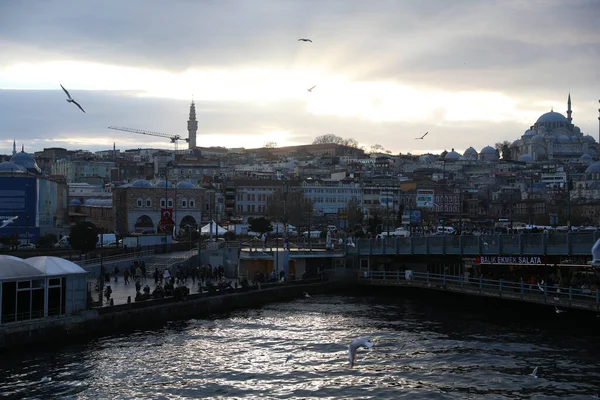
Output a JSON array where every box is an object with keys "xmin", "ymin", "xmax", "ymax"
[
  {"xmin": 346, "ymin": 232, "xmax": 600, "ymax": 256},
  {"xmin": 360, "ymin": 270, "xmax": 600, "ymax": 306}
]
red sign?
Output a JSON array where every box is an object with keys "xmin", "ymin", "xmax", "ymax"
[{"xmin": 161, "ymin": 208, "xmax": 173, "ymax": 220}]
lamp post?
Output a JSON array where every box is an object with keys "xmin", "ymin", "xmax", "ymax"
[{"xmin": 164, "ymin": 166, "xmax": 169, "ymax": 253}]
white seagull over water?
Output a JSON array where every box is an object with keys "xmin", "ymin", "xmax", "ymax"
[
  {"xmin": 303, "ymin": 292, "xmax": 310, "ymax": 298},
  {"xmin": 285, "ymin": 354, "xmax": 294, "ymax": 363},
  {"xmin": 555, "ymin": 306, "xmax": 566, "ymax": 314},
  {"xmin": 529, "ymin": 366, "xmax": 538, "ymax": 378},
  {"xmin": 60, "ymin": 84, "xmax": 86, "ymax": 113},
  {"xmin": 348, "ymin": 337, "xmax": 373, "ymax": 368},
  {"xmin": 0, "ymin": 215, "xmax": 18, "ymax": 229},
  {"xmin": 40, "ymin": 376, "xmax": 52, "ymax": 383}
]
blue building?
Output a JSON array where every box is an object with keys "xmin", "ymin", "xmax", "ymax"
[{"xmin": 0, "ymin": 147, "xmax": 69, "ymax": 243}]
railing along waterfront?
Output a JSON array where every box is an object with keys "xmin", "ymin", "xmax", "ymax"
[
  {"xmin": 346, "ymin": 232, "xmax": 599, "ymax": 256},
  {"xmin": 77, "ymin": 250, "xmax": 155, "ymax": 267},
  {"xmin": 359, "ymin": 270, "xmax": 600, "ymax": 311}
]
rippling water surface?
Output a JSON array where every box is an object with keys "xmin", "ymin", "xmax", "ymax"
[{"xmin": 1, "ymin": 294, "xmax": 600, "ymax": 399}]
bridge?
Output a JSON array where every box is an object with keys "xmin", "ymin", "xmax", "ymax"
[
  {"xmin": 358, "ymin": 270, "xmax": 600, "ymax": 313},
  {"xmin": 344, "ymin": 232, "xmax": 599, "ymax": 257}
]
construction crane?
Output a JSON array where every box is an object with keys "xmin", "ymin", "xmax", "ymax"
[{"xmin": 108, "ymin": 126, "xmax": 189, "ymax": 151}]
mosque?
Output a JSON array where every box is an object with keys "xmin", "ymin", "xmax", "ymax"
[
  {"xmin": 510, "ymin": 94, "xmax": 598, "ymax": 162},
  {"xmin": 443, "ymin": 94, "xmax": 598, "ymax": 163}
]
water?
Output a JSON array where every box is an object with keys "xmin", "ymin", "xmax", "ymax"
[{"xmin": 1, "ymin": 294, "xmax": 599, "ymax": 399}]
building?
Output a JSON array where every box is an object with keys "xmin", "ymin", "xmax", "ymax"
[
  {"xmin": 0, "ymin": 150, "xmax": 69, "ymax": 242},
  {"xmin": 0, "ymin": 255, "xmax": 87, "ymax": 324},
  {"xmin": 511, "ymin": 94, "xmax": 598, "ymax": 162},
  {"xmin": 112, "ymin": 179, "xmax": 207, "ymax": 235}
]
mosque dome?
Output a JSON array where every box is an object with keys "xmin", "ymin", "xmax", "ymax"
[
  {"xmin": 69, "ymin": 199, "xmax": 82, "ymax": 206},
  {"xmin": 583, "ymin": 135, "xmax": 595, "ymax": 143},
  {"xmin": 463, "ymin": 147, "xmax": 478, "ymax": 157},
  {"xmin": 570, "ymin": 136, "xmax": 579, "ymax": 143},
  {"xmin": 154, "ymin": 180, "xmax": 173, "ymax": 188},
  {"xmin": 511, "ymin": 140, "xmax": 520, "ymax": 146},
  {"xmin": 444, "ymin": 148, "xmax": 461, "ymax": 160},
  {"xmin": 519, "ymin": 154, "xmax": 533, "ymax": 162},
  {"xmin": 531, "ymin": 135, "xmax": 544, "ymax": 143},
  {"xmin": 131, "ymin": 179, "xmax": 154, "ymax": 188},
  {"xmin": 538, "ymin": 126, "xmax": 548, "ymax": 133},
  {"xmin": 536, "ymin": 111, "xmax": 568, "ymax": 124},
  {"xmin": 0, "ymin": 161, "xmax": 27, "ymax": 173},
  {"xmin": 585, "ymin": 161, "xmax": 600, "ymax": 174},
  {"xmin": 557, "ymin": 135, "xmax": 570, "ymax": 143},
  {"xmin": 573, "ymin": 126, "xmax": 581, "ymax": 134},
  {"xmin": 176, "ymin": 180, "xmax": 196, "ymax": 189},
  {"xmin": 10, "ymin": 151, "xmax": 41, "ymax": 174},
  {"xmin": 523, "ymin": 129, "xmax": 537, "ymax": 137},
  {"xmin": 580, "ymin": 153, "xmax": 593, "ymax": 165},
  {"xmin": 480, "ymin": 146, "xmax": 496, "ymax": 154}
]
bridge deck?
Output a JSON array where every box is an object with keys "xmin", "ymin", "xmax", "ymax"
[{"xmin": 358, "ymin": 271, "xmax": 600, "ymax": 312}]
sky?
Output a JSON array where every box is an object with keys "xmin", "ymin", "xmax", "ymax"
[{"xmin": 0, "ymin": 0, "xmax": 599, "ymax": 156}]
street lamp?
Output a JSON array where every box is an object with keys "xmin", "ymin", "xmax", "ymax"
[{"xmin": 25, "ymin": 184, "xmax": 30, "ymax": 246}]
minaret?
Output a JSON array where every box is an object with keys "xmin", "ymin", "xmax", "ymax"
[
  {"xmin": 12, "ymin": 140, "xmax": 16, "ymax": 156},
  {"xmin": 597, "ymin": 99, "xmax": 600, "ymax": 145},
  {"xmin": 187, "ymin": 99, "xmax": 198, "ymax": 149},
  {"xmin": 567, "ymin": 92, "xmax": 572, "ymax": 125}
]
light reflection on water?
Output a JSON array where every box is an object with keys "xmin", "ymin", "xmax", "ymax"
[{"xmin": 0, "ymin": 295, "xmax": 599, "ymax": 399}]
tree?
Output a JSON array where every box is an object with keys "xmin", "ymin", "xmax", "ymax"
[
  {"xmin": 367, "ymin": 212, "xmax": 382, "ymax": 235},
  {"xmin": 267, "ymin": 188, "xmax": 313, "ymax": 228},
  {"xmin": 248, "ymin": 217, "xmax": 273, "ymax": 235},
  {"xmin": 495, "ymin": 140, "xmax": 512, "ymax": 160},
  {"xmin": 312, "ymin": 134, "xmax": 359, "ymax": 148},
  {"xmin": 369, "ymin": 143, "xmax": 388, "ymax": 154},
  {"xmin": 346, "ymin": 197, "xmax": 364, "ymax": 229},
  {"xmin": 264, "ymin": 141, "xmax": 278, "ymax": 148},
  {"xmin": 69, "ymin": 221, "xmax": 99, "ymax": 252}
]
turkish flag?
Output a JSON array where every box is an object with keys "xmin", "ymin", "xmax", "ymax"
[{"xmin": 161, "ymin": 208, "xmax": 173, "ymax": 221}]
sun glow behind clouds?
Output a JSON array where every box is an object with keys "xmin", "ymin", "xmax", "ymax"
[{"xmin": 1, "ymin": 60, "xmax": 528, "ymax": 124}]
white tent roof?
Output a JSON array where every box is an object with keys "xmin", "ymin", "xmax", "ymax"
[
  {"xmin": 24, "ymin": 256, "xmax": 87, "ymax": 276},
  {"xmin": 0, "ymin": 255, "xmax": 46, "ymax": 280},
  {"xmin": 200, "ymin": 220, "xmax": 229, "ymax": 234}
]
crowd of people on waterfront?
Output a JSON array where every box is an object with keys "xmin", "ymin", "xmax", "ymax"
[{"xmin": 96, "ymin": 262, "xmax": 235, "ymax": 306}]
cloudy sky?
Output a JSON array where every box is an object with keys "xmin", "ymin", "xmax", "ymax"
[{"xmin": 1, "ymin": 0, "xmax": 599, "ymax": 156}]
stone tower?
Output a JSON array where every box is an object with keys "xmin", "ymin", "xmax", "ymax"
[{"xmin": 187, "ymin": 100, "xmax": 198, "ymax": 149}]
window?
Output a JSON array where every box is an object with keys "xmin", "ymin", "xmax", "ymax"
[
  {"xmin": 146, "ymin": 198, "xmax": 152, "ymax": 207},
  {"xmin": 136, "ymin": 198, "xmax": 142, "ymax": 207},
  {"xmin": 160, "ymin": 198, "xmax": 166, "ymax": 207},
  {"xmin": 167, "ymin": 198, "xmax": 173, "ymax": 207},
  {"xmin": 189, "ymin": 200, "xmax": 195, "ymax": 208},
  {"xmin": 181, "ymin": 199, "xmax": 187, "ymax": 208}
]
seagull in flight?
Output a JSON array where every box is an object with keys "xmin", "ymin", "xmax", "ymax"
[
  {"xmin": 348, "ymin": 337, "xmax": 373, "ymax": 368},
  {"xmin": 415, "ymin": 132, "xmax": 428, "ymax": 140},
  {"xmin": 307, "ymin": 85, "xmax": 316, "ymax": 92},
  {"xmin": 529, "ymin": 366, "xmax": 538, "ymax": 378},
  {"xmin": 40, "ymin": 376, "xmax": 52, "ymax": 383},
  {"xmin": 555, "ymin": 306, "xmax": 566, "ymax": 314},
  {"xmin": 298, "ymin": 38, "xmax": 312, "ymax": 43},
  {"xmin": 0, "ymin": 216, "xmax": 18, "ymax": 229},
  {"xmin": 60, "ymin": 84, "xmax": 86, "ymax": 113},
  {"xmin": 302, "ymin": 292, "xmax": 310, "ymax": 298}
]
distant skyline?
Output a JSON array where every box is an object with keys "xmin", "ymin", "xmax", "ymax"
[{"xmin": 1, "ymin": 0, "xmax": 599, "ymax": 156}]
